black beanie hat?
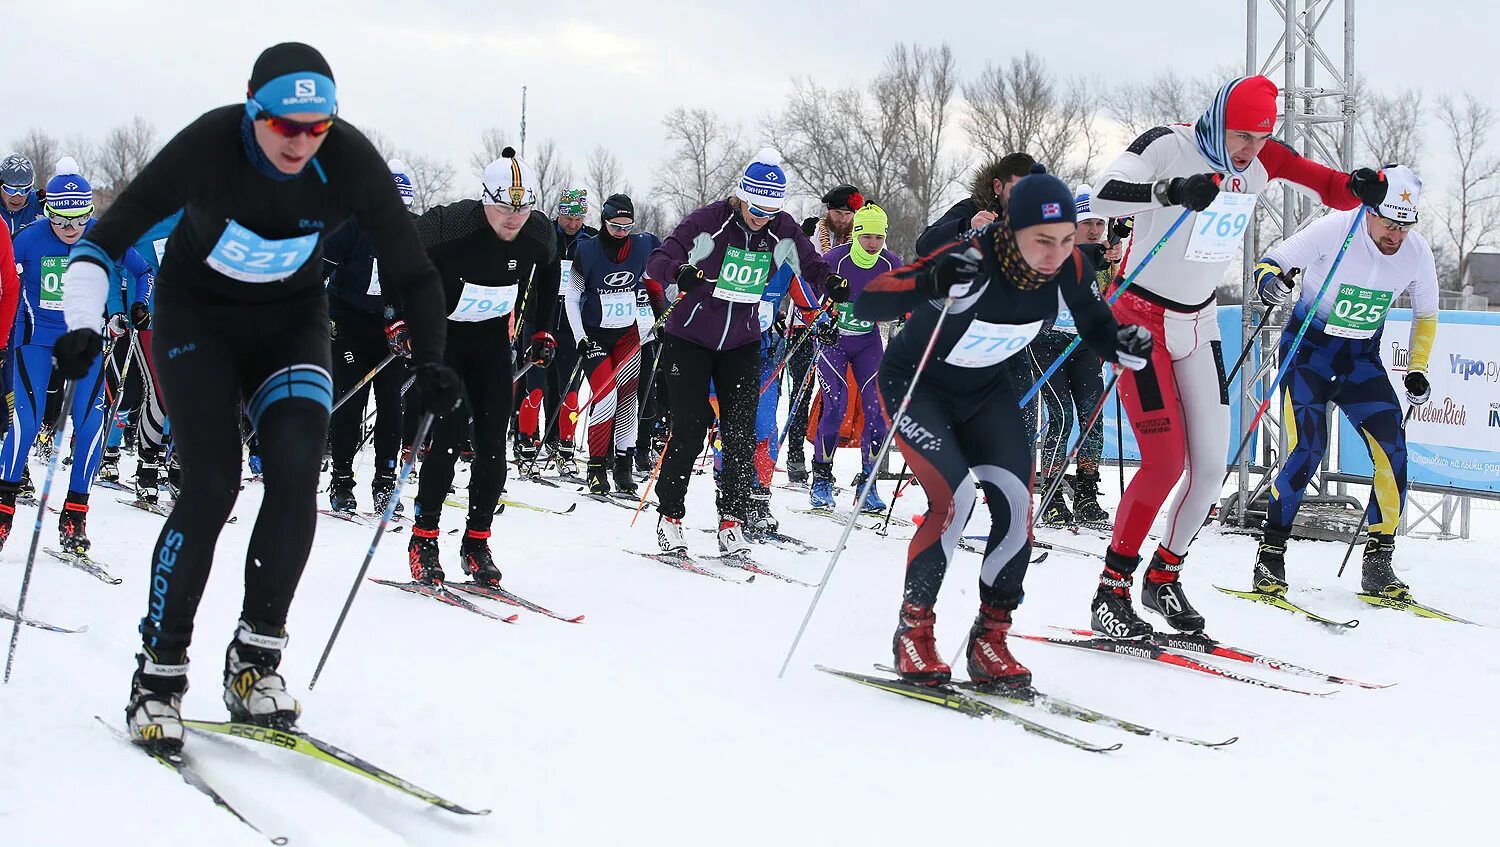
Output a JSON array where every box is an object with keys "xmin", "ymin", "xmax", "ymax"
[
  {"xmin": 601, "ymin": 193, "xmax": 635, "ymax": 221},
  {"xmin": 820, "ymin": 184, "xmax": 863, "ymax": 211},
  {"xmin": 249, "ymin": 42, "xmax": 335, "ymax": 93},
  {"xmin": 1005, "ymin": 164, "xmax": 1076, "ymax": 231}
]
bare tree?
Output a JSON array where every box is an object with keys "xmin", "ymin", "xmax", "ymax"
[
  {"xmin": 1436, "ymin": 92, "xmax": 1500, "ymax": 287},
  {"xmin": 60, "ymin": 135, "xmax": 99, "ymax": 184},
  {"xmin": 1357, "ymin": 84, "xmax": 1425, "ymax": 167},
  {"xmin": 94, "ymin": 117, "xmax": 157, "ymax": 208},
  {"xmin": 530, "ymin": 138, "xmax": 576, "ymax": 214},
  {"xmin": 399, "ymin": 151, "xmax": 457, "ymax": 213},
  {"xmin": 886, "ymin": 43, "xmax": 965, "ymax": 256},
  {"xmin": 586, "ymin": 145, "xmax": 627, "ymax": 205},
  {"xmin": 360, "ymin": 127, "xmax": 395, "ymax": 160},
  {"xmin": 470, "ymin": 126, "xmax": 513, "ymax": 178},
  {"xmin": 655, "ymin": 107, "xmax": 749, "ymax": 218},
  {"xmin": 1108, "ymin": 70, "xmax": 1219, "ymax": 138},
  {"xmin": 632, "ymin": 195, "xmax": 670, "ymax": 238},
  {"xmin": 10, "ymin": 128, "xmax": 60, "ymax": 180},
  {"xmin": 963, "ymin": 52, "xmax": 1101, "ymax": 186}
]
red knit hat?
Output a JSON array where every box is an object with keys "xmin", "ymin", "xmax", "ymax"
[{"xmin": 1225, "ymin": 75, "xmax": 1278, "ymax": 132}]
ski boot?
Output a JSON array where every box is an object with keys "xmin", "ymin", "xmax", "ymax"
[
  {"xmin": 18, "ymin": 466, "xmax": 34, "ymax": 501},
  {"xmin": 408, "ymin": 525, "xmax": 446, "ymax": 585},
  {"xmin": 553, "ymin": 441, "xmax": 581, "ymax": 479},
  {"xmin": 967, "ymin": 604, "xmax": 1032, "ymax": 691},
  {"xmin": 1091, "ymin": 550, "xmax": 1155, "ymax": 638},
  {"xmin": 0, "ymin": 484, "xmax": 16, "ymax": 552},
  {"xmin": 633, "ymin": 445, "xmax": 653, "ymax": 473},
  {"xmin": 717, "ymin": 516, "xmax": 751, "ymax": 556},
  {"xmin": 1038, "ymin": 474, "xmax": 1073, "ymax": 525},
  {"xmin": 893, "ymin": 602, "xmax": 951, "ymax": 686},
  {"xmin": 372, "ymin": 472, "xmax": 404, "ymax": 516},
  {"xmin": 657, "ymin": 514, "xmax": 688, "ymax": 554},
  {"xmin": 586, "ymin": 457, "xmax": 611, "ymax": 496},
  {"xmin": 99, "ymin": 447, "xmax": 122, "ymax": 483},
  {"xmin": 853, "ymin": 471, "xmax": 887, "ymax": 514},
  {"xmin": 58, "ymin": 494, "xmax": 91, "ymax": 556},
  {"xmin": 135, "ymin": 460, "xmax": 161, "ymax": 506},
  {"xmin": 1254, "ymin": 526, "xmax": 1290, "ymax": 597},
  {"xmin": 126, "ymin": 647, "xmax": 189, "ymax": 754},
  {"xmin": 785, "ymin": 448, "xmax": 809, "ymax": 486},
  {"xmin": 1071, "ymin": 470, "xmax": 1110, "ymax": 524},
  {"xmin": 1141, "ymin": 546, "xmax": 1205, "ymax": 633},
  {"xmin": 35, "ymin": 425, "xmax": 54, "ymax": 461},
  {"xmin": 328, "ymin": 473, "xmax": 357, "ymax": 513},
  {"xmin": 460, "ymin": 529, "xmax": 503, "ymax": 587},
  {"xmin": 612, "ymin": 451, "xmax": 639, "ymax": 497},
  {"xmin": 1360, "ymin": 532, "xmax": 1409, "ymax": 599},
  {"xmin": 514, "ymin": 432, "xmax": 540, "ymax": 466},
  {"xmin": 809, "ymin": 461, "xmax": 836, "ymax": 509},
  {"xmin": 222, "ymin": 619, "xmax": 301, "ymax": 729},
  {"xmin": 748, "ymin": 484, "xmax": 778, "ymax": 533}
]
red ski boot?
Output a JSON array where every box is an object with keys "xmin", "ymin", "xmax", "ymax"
[
  {"xmin": 892, "ymin": 602, "xmax": 951, "ymax": 686},
  {"xmin": 966, "ymin": 604, "xmax": 1032, "ymax": 691}
]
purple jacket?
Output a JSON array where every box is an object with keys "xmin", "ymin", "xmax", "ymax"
[{"xmin": 647, "ymin": 199, "xmax": 834, "ymax": 351}]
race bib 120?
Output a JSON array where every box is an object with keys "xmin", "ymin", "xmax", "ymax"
[{"xmin": 205, "ymin": 220, "xmax": 318, "ymax": 283}]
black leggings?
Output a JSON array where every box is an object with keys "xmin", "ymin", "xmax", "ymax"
[
  {"xmin": 413, "ymin": 323, "xmax": 511, "ymax": 533},
  {"xmin": 141, "ymin": 287, "xmax": 332, "ymax": 653},
  {"xmin": 882, "ymin": 367, "xmax": 1034, "ymax": 610},
  {"xmin": 1031, "ymin": 330, "xmax": 1105, "ymax": 477},
  {"xmin": 330, "ymin": 311, "xmax": 407, "ymax": 480},
  {"xmin": 655, "ymin": 335, "xmax": 758, "ymax": 521}
]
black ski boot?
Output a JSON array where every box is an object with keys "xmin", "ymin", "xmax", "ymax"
[
  {"xmin": 1254, "ymin": 525, "xmax": 1290, "ymax": 597},
  {"xmin": 586, "ymin": 457, "xmax": 611, "ymax": 496},
  {"xmin": 785, "ymin": 447, "xmax": 809, "ymax": 486},
  {"xmin": 0, "ymin": 483, "xmax": 16, "ymax": 552},
  {"xmin": 748, "ymin": 484, "xmax": 778, "ymax": 533},
  {"xmin": 222, "ymin": 619, "xmax": 300, "ymax": 729},
  {"xmin": 460, "ymin": 529, "xmax": 503, "ymax": 587},
  {"xmin": 372, "ymin": 471, "xmax": 403, "ymax": 516},
  {"xmin": 634, "ymin": 445, "xmax": 653, "ymax": 473},
  {"xmin": 100, "ymin": 447, "xmax": 122, "ymax": 483},
  {"xmin": 1141, "ymin": 546, "xmax": 1206, "ymax": 633},
  {"xmin": 58, "ymin": 493, "xmax": 91, "ymax": 556},
  {"xmin": 408, "ymin": 525, "xmax": 445, "ymax": 585},
  {"xmin": 612, "ymin": 451, "xmax": 639, "ymax": 497},
  {"xmin": 1072, "ymin": 469, "xmax": 1110, "ymax": 524},
  {"xmin": 18, "ymin": 466, "xmax": 34, "ymax": 501},
  {"xmin": 135, "ymin": 459, "xmax": 161, "ymax": 505},
  {"xmin": 126, "ymin": 646, "xmax": 189, "ymax": 754},
  {"xmin": 1091, "ymin": 550, "xmax": 1155, "ymax": 638},
  {"xmin": 1360, "ymin": 532, "xmax": 1409, "ymax": 599},
  {"xmin": 554, "ymin": 441, "xmax": 581, "ymax": 479},
  {"xmin": 1038, "ymin": 474, "xmax": 1073, "ymax": 525},
  {"xmin": 329, "ymin": 473, "xmax": 357, "ymax": 513},
  {"xmin": 514, "ymin": 432, "xmax": 540, "ymax": 465}
]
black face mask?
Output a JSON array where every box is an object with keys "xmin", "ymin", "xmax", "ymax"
[{"xmin": 598, "ymin": 224, "xmax": 628, "ymax": 251}]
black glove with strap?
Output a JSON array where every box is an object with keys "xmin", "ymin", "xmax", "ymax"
[
  {"xmin": 1114, "ymin": 324, "xmax": 1153, "ymax": 371},
  {"xmin": 1154, "ymin": 173, "xmax": 1221, "ymax": 212},
  {"xmin": 825, "ymin": 274, "xmax": 851, "ymax": 303},
  {"xmin": 1403, "ymin": 371, "xmax": 1431, "ymax": 406},
  {"xmin": 1348, "ymin": 167, "xmax": 1388, "ymax": 208},
  {"xmin": 384, "ymin": 319, "xmax": 412, "ymax": 358},
  {"xmin": 921, "ymin": 246, "xmax": 983, "ymax": 299},
  {"xmin": 528, "ymin": 331, "xmax": 557, "ymax": 368},
  {"xmin": 414, "ymin": 363, "xmax": 462, "ymax": 415},
  {"xmin": 53, "ymin": 328, "xmax": 104, "ymax": 380},
  {"xmin": 675, "ymin": 264, "xmax": 705, "ymax": 291},
  {"xmin": 129, "ymin": 301, "xmax": 150, "ymax": 331},
  {"xmin": 814, "ymin": 319, "xmax": 840, "ymax": 347},
  {"xmin": 578, "ymin": 336, "xmax": 605, "ymax": 359}
]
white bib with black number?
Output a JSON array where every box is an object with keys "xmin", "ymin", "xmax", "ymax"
[{"xmin": 945, "ymin": 319, "xmax": 1043, "ymax": 368}]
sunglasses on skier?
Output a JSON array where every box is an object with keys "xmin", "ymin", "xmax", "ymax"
[
  {"xmin": 605, "ymin": 220, "xmax": 635, "ymax": 234},
  {"xmin": 48, "ymin": 212, "xmax": 92, "ymax": 230},
  {"xmin": 746, "ymin": 202, "xmax": 782, "ymax": 219},
  {"xmin": 1371, "ymin": 214, "xmax": 1414, "ymax": 234},
  {"xmin": 2, "ymin": 183, "xmax": 31, "ymax": 197},
  {"xmin": 258, "ymin": 114, "xmax": 337, "ymax": 138}
]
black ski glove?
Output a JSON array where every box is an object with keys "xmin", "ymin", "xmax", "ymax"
[
  {"xmin": 1155, "ymin": 173, "xmax": 1221, "ymax": 212},
  {"xmin": 675, "ymin": 263, "xmax": 705, "ymax": 291},
  {"xmin": 1114, "ymin": 324, "xmax": 1153, "ymax": 371},
  {"xmin": 53, "ymin": 328, "xmax": 103, "ymax": 380},
  {"xmin": 921, "ymin": 246, "xmax": 983, "ymax": 298},
  {"xmin": 578, "ymin": 336, "xmax": 605, "ymax": 359},
  {"xmin": 130, "ymin": 301, "xmax": 150, "ymax": 330},
  {"xmin": 825, "ymin": 274, "xmax": 851, "ymax": 303},
  {"xmin": 1403, "ymin": 371, "xmax": 1431, "ymax": 406},
  {"xmin": 384, "ymin": 319, "xmax": 412, "ymax": 358},
  {"xmin": 414, "ymin": 363, "xmax": 463, "ymax": 415},
  {"xmin": 814, "ymin": 319, "xmax": 840, "ymax": 347},
  {"xmin": 528, "ymin": 331, "xmax": 557, "ymax": 367},
  {"xmin": 1348, "ymin": 168, "xmax": 1389, "ymax": 208}
]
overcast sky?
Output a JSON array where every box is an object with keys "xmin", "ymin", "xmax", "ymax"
[{"xmin": 4, "ymin": 1, "xmax": 1488, "ymax": 217}]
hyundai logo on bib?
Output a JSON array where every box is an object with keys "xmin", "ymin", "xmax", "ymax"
[{"xmin": 604, "ymin": 271, "xmax": 636, "ymax": 288}]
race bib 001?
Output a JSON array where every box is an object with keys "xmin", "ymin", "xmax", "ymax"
[
  {"xmin": 448, "ymin": 281, "xmax": 517, "ymax": 323},
  {"xmin": 205, "ymin": 220, "xmax": 318, "ymax": 283},
  {"xmin": 1324, "ymin": 284, "xmax": 1393, "ymax": 339},
  {"xmin": 39, "ymin": 255, "xmax": 67, "ymax": 311},
  {"xmin": 712, "ymin": 246, "xmax": 772, "ymax": 304},
  {"xmin": 598, "ymin": 289, "xmax": 636, "ymax": 329},
  {"xmin": 945, "ymin": 319, "xmax": 1043, "ymax": 368},
  {"xmin": 1183, "ymin": 192, "xmax": 1255, "ymax": 264}
]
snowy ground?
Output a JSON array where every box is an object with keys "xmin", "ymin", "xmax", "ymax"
[{"xmin": 1, "ymin": 442, "xmax": 1497, "ymax": 846}]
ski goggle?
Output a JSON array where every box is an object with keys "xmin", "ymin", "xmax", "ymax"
[
  {"xmin": 2, "ymin": 183, "xmax": 31, "ymax": 197},
  {"xmin": 605, "ymin": 221, "xmax": 635, "ymax": 234},
  {"xmin": 746, "ymin": 202, "xmax": 782, "ymax": 219},
  {"xmin": 47, "ymin": 211, "xmax": 92, "ymax": 230},
  {"xmin": 258, "ymin": 114, "xmax": 336, "ymax": 138}
]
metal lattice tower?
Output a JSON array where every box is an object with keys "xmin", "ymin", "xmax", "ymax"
[{"xmin": 1230, "ymin": 0, "xmax": 1358, "ymax": 524}]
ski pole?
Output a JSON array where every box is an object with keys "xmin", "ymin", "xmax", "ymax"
[
  {"xmin": 629, "ymin": 432, "xmax": 671, "ymax": 527},
  {"xmin": 310, "ymin": 410, "xmax": 436, "ymax": 689},
  {"xmin": 4, "ymin": 380, "xmax": 79, "ymax": 683},
  {"xmin": 874, "ymin": 462, "xmax": 912, "ymax": 537},
  {"xmin": 760, "ymin": 305, "xmax": 835, "ymax": 398},
  {"xmin": 519, "ymin": 355, "xmax": 587, "ymax": 478},
  {"xmin": 773, "ymin": 345, "xmax": 822, "ymax": 470},
  {"xmin": 779, "ymin": 295, "xmax": 959, "ymax": 679},
  {"xmin": 1224, "ymin": 269, "xmax": 1299, "ymax": 388},
  {"xmin": 1019, "ymin": 206, "xmax": 1194, "ymax": 407},
  {"xmin": 1033, "ymin": 368, "xmax": 1122, "ymax": 529},
  {"xmin": 1337, "ymin": 405, "xmax": 1413, "ymax": 578},
  {"xmin": 511, "ymin": 360, "xmax": 535, "ymax": 386},
  {"xmin": 1220, "ymin": 209, "xmax": 1364, "ymax": 491},
  {"xmin": 1115, "ymin": 389, "xmax": 1125, "ymax": 498},
  {"xmin": 100, "ymin": 329, "xmax": 140, "ymax": 458}
]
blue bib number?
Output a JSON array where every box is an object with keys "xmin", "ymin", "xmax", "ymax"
[
  {"xmin": 206, "ymin": 220, "xmax": 317, "ymax": 283},
  {"xmin": 449, "ymin": 281, "xmax": 517, "ymax": 323}
]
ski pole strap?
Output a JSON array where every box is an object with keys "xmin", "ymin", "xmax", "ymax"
[{"xmin": 1018, "ymin": 206, "xmax": 1194, "ymax": 408}]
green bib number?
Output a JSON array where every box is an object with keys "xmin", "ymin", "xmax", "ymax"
[
  {"xmin": 39, "ymin": 255, "xmax": 67, "ymax": 311},
  {"xmin": 1324, "ymin": 284, "xmax": 1392, "ymax": 339},
  {"xmin": 713, "ymin": 247, "xmax": 772, "ymax": 304},
  {"xmin": 834, "ymin": 302, "xmax": 874, "ymax": 335}
]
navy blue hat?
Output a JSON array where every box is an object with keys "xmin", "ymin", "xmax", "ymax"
[{"xmin": 1006, "ymin": 164, "xmax": 1076, "ymax": 231}]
